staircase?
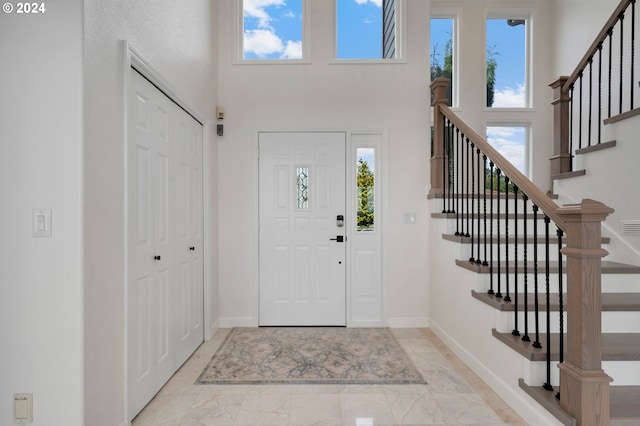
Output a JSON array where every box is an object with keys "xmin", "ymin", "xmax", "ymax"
[
  {"xmin": 429, "ymin": 196, "xmax": 640, "ymax": 424},
  {"xmin": 428, "ymin": 1, "xmax": 640, "ymax": 423}
]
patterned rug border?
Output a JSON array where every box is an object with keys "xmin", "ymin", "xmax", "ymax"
[{"xmin": 196, "ymin": 327, "xmax": 426, "ymax": 385}]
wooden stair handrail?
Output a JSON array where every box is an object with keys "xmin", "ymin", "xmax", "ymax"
[
  {"xmin": 562, "ymin": 0, "xmax": 632, "ymax": 92},
  {"xmin": 436, "ymin": 101, "xmax": 567, "ymax": 232}
]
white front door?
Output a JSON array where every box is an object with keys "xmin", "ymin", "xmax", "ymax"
[{"xmin": 259, "ymin": 132, "xmax": 346, "ymax": 326}]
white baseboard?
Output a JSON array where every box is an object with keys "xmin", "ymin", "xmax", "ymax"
[
  {"xmin": 387, "ymin": 317, "xmax": 429, "ymax": 328},
  {"xmin": 206, "ymin": 319, "xmax": 220, "ymax": 340},
  {"xmin": 429, "ymin": 319, "xmax": 563, "ymax": 426},
  {"xmin": 348, "ymin": 320, "xmax": 384, "ymax": 328},
  {"xmin": 219, "ymin": 317, "xmax": 258, "ymax": 328}
]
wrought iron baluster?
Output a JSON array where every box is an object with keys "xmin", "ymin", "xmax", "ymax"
[
  {"xmin": 609, "ymin": 28, "xmax": 614, "ymax": 118},
  {"xmin": 569, "ymin": 85, "xmax": 575, "ymax": 171},
  {"xmin": 556, "ymin": 227, "xmax": 565, "ymax": 400},
  {"xmin": 598, "ymin": 43, "xmax": 603, "ymax": 145},
  {"xmin": 522, "ymin": 194, "xmax": 530, "ymax": 342},
  {"xmin": 488, "ymin": 162, "xmax": 495, "ymax": 295},
  {"xmin": 483, "ymin": 155, "xmax": 489, "ymax": 267},
  {"xmin": 455, "ymin": 128, "xmax": 461, "ymax": 235},
  {"xmin": 588, "ymin": 57, "xmax": 593, "ymax": 147},
  {"xmin": 504, "ymin": 176, "xmax": 511, "ymax": 303},
  {"xmin": 470, "ymin": 143, "xmax": 476, "ymax": 263},
  {"xmin": 512, "ymin": 184, "xmax": 520, "ymax": 336},
  {"xmin": 446, "ymin": 121, "xmax": 452, "ymax": 213},
  {"xmin": 476, "ymin": 147, "xmax": 482, "ymax": 264},
  {"xmin": 442, "ymin": 118, "xmax": 448, "ymax": 213},
  {"xmin": 543, "ymin": 215, "xmax": 553, "ymax": 392},
  {"xmin": 632, "ymin": 0, "xmax": 636, "ymax": 110},
  {"xmin": 579, "ymin": 72, "xmax": 584, "ymax": 150},
  {"xmin": 620, "ymin": 11, "xmax": 625, "ymax": 115},
  {"xmin": 532, "ymin": 204, "xmax": 542, "ymax": 349},
  {"xmin": 496, "ymin": 169, "xmax": 502, "ymax": 299},
  {"xmin": 465, "ymin": 137, "xmax": 470, "ymax": 238}
]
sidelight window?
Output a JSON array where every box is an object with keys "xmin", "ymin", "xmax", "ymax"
[{"xmin": 356, "ymin": 148, "xmax": 375, "ymax": 231}]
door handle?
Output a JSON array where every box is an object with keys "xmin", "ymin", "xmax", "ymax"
[
  {"xmin": 154, "ymin": 255, "xmax": 161, "ymax": 261},
  {"xmin": 329, "ymin": 236, "xmax": 344, "ymax": 243},
  {"xmin": 189, "ymin": 246, "xmax": 195, "ymax": 251}
]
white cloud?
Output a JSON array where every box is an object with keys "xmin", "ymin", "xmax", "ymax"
[
  {"xmin": 281, "ymin": 40, "xmax": 302, "ymax": 59},
  {"xmin": 244, "ymin": 29, "xmax": 284, "ymax": 57},
  {"xmin": 363, "ymin": 15, "xmax": 376, "ymax": 24},
  {"xmin": 355, "ymin": 0, "xmax": 383, "ymax": 7},
  {"xmin": 492, "ymin": 84, "xmax": 526, "ymax": 108},
  {"xmin": 283, "ymin": 10, "xmax": 296, "ymax": 19},
  {"xmin": 243, "ymin": 0, "xmax": 285, "ymax": 28},
  {"xmin": 487, "ymin": 128, "xmax": 526, "ymax": 173}
]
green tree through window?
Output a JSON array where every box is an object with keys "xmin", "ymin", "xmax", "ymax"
[{"xmin": 357, "ymin": 158, "xmax": 374, "ymax": 231}]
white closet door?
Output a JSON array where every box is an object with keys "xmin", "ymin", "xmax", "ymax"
[
  {"xmin": 127, "ymin": 69, "xmax": 204, "ymax": 419},
  {"xmin": 128, "ymin": 70, "xmax": 175, "ymax": 418},
  {"xmin": 173, "ymin": 107, "xmax": 204, "ymax": 368}
]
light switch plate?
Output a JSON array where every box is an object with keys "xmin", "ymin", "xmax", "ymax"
[
  {"xmin": 13, "ymin": 393, "xmax": 33, "ymax": 423},
  {"xmin": 32, "ymin": 208, "xmax": 52, "ymax": 238}
]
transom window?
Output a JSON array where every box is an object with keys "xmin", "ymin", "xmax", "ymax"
[
  {"xmin": 241, "ymin": 0, "xmax": 306, "ymax": 61},
  {"xmin": 335, "ymin": 0, "xmax": 403, "ymax": 61}
]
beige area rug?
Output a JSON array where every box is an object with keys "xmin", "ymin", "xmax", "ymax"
[{"xmin": 196, "ymin": 327, "xmax": 426, "ymax": 385}]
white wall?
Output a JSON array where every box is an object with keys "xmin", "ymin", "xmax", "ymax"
[
  {"xmin": 550, "ymin": 0, "xmax": 621, "ymax": 77},
  {"xmin": 83, "ymin": 1, "xmax": 218, "ymax": 425},
  {"xmin": 217, "ymin": 0, "xmax": 431, "ymax": 327},
  {"xmin": 0, "ymin": 1, "xmax": 84, "ymax": 425}
]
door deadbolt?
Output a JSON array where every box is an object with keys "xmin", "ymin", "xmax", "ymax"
[{"xmin": 336, "ymin": 215, "xmax": 344, "ymax": 227}]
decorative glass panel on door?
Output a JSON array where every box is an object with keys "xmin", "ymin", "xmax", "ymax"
[{"xmin": 296, "ymin": 166, "xmax": 309, "ymax": 209}]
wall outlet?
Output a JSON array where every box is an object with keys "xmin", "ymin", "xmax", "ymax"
[{"xmin": 13, "ymin": 393, "xmax": 32, "ymax": 423}]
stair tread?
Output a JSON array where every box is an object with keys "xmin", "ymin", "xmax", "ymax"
[
  {"xmin": 519, "ymin": 380, "xmax": 640, "ymax": 425},
  {"xmin": 492, "ymin": 329, "xmax": 640, "ymax": 361},
  {"xmin": 472, "ymin": 290, "xmax": 640, "ymax": 311},
  {"xmin": 456, "ymin": 259, "xmax": 640, "ymax": 274},
  {"xmin": 552, "ymin": 170, "xmax": 586, "ymax": 180},
  {"xmin": 442, "ymin": 233, "xmax": 611, "ymax": 244}
]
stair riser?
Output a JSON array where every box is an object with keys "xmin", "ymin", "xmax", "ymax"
[
  {"xmin": 476, "ymin": 274, "xmax": 570, "ymax": 295},
  {"xmin": 438, "ymin": 197, "xmax": 543, "ymax": 213},
  {"xmin": 525, "ymin": 360, "xmax": 640, "ymax": 387},
  {"xmin": 496, "ymin": 310, "xmax": 640, "ymax": 334},
  {"xmin": 444, "ymin": 218, "xmax": 553, "ymax": 236},
  {"xmin": 457, "ymin": 243, "xmax": 569, "ymax": 263},
  {"xmin": 602, "ymin": 274, "xmax": 640, "ymax": 292},
  {"xmin": 474, "ymin": 273, "xmax": 640, "ymax": 295}
]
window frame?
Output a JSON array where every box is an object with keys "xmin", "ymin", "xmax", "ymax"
[
  {"xmin": 330, "ymin": 0, "xmax": 407, "ymax": 64},
  {"xmin": 430, "ymin": 12, "xmax": 459, "ymax": 108},
  {"xmin": 483, "ymin": 9, "xmax": 533, "ymax": 110},
  {"xmin": 233, "ymin": 0, "xmax": 312, "ymax": 65}
]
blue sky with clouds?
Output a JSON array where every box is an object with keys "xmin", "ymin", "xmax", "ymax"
[
  {"xmin": 243, "ymin": 0, "xmax": 385, "ymax": 60},
  {"xmin": 430, "ymin": 17, "xmax": 528, "ymax": 173}
]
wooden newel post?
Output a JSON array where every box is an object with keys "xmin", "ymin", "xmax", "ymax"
[
  {"xmin": 557, "ymin": 199, "xmax": 614, "ymax": 426},
  {"xmin": 430, "ymin": 77, "xmax": 449, "ymax": 197},
  {"xmin": 549, "ymin": 76, "xmax": 571, "ymax": 188}
]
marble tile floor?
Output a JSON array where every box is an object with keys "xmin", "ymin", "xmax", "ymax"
[{"xmin": 132, "ymin": 328, "xmax": 527, "ymax": 426}]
